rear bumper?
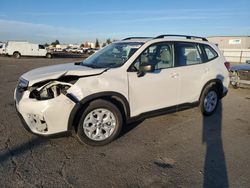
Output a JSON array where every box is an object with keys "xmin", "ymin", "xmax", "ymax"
[{"xmin": 222, "ymin": 90, "xmax": 228, "ymax": 98}]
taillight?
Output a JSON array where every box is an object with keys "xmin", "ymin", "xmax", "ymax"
[{"xmin": 224, "ymin": 61, "xmax": 230, "ymax": 71}]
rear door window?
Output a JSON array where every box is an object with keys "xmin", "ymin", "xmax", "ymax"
[{"xmin": 175, "ymin": 43, "xmax": 202, "ymax": 67}]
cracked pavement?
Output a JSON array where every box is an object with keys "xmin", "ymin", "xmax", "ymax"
[{"xmin": 0, "ymin": 56, "xmax": 250, "ymax": 187}]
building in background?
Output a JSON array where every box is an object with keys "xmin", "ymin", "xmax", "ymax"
[
  {"xmin": 208, "ymin": 36, "xmax": 250, "ymax": 64},
  {"xmin": 208, "ymin": 36, "xmax": 250, "ymax": 49}
]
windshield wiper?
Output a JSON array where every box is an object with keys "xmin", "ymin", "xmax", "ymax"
[
  {"xmin": 81, "ymin": 63, "xmax": 106, "ymax": 68},
  {"xmin": 81, "ymin": 62, "xmax": 120, "ymax": 69}
]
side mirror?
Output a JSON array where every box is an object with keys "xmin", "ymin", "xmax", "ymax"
[{"xmin": 137, "ymin": 63, "xmax": 155, "ymax": 77}]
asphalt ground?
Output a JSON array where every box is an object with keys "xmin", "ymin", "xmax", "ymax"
[{"xmin": 0, "ymin": 56, "xmax": 249, "ymax": 188}]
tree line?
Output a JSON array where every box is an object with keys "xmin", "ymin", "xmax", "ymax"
[{"xmin": 45, "ymin": 38, "xmax": 113, "ymax": 48}]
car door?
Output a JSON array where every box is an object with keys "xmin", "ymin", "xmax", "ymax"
[
  {"xmin": 38, "ymin": 45, "xmax": 46, "ymax": 56},
  {"xmin": 127, "ymin": 42, "xmax": 180, "ymax": 117},
  {"xmin": 174, "ymin": 42, "xmax": 208, "ymax": 104}
]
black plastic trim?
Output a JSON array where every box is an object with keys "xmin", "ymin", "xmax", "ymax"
[
  {"xmin": 65, "ymin": 93, "xmax": 79, "ymax": 103},
  {"xmin": 199, "ymin": 79, "xmax": 224, "ymax": 100},
  {"xmin": 200, "ymin": 44, "xmax": 219, "ymax": 63},
  {"xmin": 155, "ymin": 34, "xmax": 208, "ymax": 41},
  {"xmin": 122, "ymin": 37, "xmax": 152, "ymax": 41},
  {"xmin": 67, "ymin": 92, "xmax": 130, "ymax": 130},
  {"xmin": 127, "ymin": 101, "xmax": 199, "ymax": 124},
  {"xmin": 222, "ymin": 90, "xmax": 228, "ymax": 98}
]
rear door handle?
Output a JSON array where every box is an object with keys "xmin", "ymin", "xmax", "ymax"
[
  {"xmin": 170, "ymin": 73, "xmax": 179, "ymax": 78},
  {"xmin": 204, "ymin": 68, "xmax": 209, "ymax": 73}
]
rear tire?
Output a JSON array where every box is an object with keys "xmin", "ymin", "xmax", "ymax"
[
  {"xmin": 13, "ymin": 52, "xmax": 21, "ymax": 59},
  {"xmin": 200, "ymin": 84, "xmax": 220, "ymax": 116},
  {"xmin": 76, "ymin": 99, "xmax": 123, "ymax": 146}
]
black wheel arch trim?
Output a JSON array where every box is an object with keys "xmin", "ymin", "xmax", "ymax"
[
  {"xmin": 13, "ymin": 51, "xmax": 21, "ymax": 55},
  {"xmin": 199, "ymin": 79, "xmax": 224, "ymax": 101},
  {"xmin": 67, "ymin": 91, "xmax": 130, "ymax": 130}
]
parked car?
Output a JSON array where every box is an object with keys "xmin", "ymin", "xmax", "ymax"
[
  {"xmin": 70, "ymin": 47, "xmax": 79, "ymax": 53},
  {"xmin": 87, "ymin": 48, "xmax": 99, "ymax": 55},
  {"xmin": 5, "ymin": 41, "xmax": 52, "ymax": 58},
  {"xmin": 63, "ymin": 48, "xmax": 71, "ymax": 52},
  {"xmin": 230, "ymin": 61, "xmax": 250, "ymax": 88},
  {"xmin": 64, "ymin": 47, "xmax": 82, "ymax": 53},
  {"xmin": 54, "ymin": 48, "xmax": 63, "ymax": 52},
  {"xmin": 76, "ymin": 48, "xmax": 84, "ymax": 54},
  {"xmin": 14, "ymin": 35, "xmax": 230, "ymax": 146}
]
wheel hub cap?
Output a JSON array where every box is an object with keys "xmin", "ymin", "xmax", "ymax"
[
  {"xmin": 83, "ymin": 108, "xmax": 116, "ymax": 141},
  {"xmin": 204, "ymin": 90, "xmax": 218, "ymax": 113}
]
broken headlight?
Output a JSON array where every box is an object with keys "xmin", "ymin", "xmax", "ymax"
[
  {"xmin": 17, "ymin": 77, "xmax": 29, "ymax": 92},
  {"xmin": 30, "ymin": 81, "xmax": 72, "ymax": 100}
]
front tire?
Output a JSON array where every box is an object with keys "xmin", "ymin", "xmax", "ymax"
[
  {"xmin": 76, "ymin": 99, "xmax": 123, "ymax": 146},
  {"xmin": 200, "ymin": 84, "xmax": 219, "ymax": 116}
]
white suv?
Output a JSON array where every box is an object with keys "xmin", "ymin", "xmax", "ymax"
[{"xmin": 14, "ymin": 35, "xmax": 230, "ymax": 146}]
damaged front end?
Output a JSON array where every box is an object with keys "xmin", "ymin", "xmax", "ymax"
[
  {"xmin": 14, "ymin": 62, "xmax": 108, "ymax": 136},
  {"xmin": 15, "ymin": 76, "xmax": 82, "ymax": 135},
  {"xmin": 29, "ymin": 81, "xmax": 72, "ymax": 100}
]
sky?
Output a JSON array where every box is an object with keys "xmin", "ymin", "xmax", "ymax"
[{"xmin": 0, "ymin": 0, "xmax": 250, "ymax": 44}]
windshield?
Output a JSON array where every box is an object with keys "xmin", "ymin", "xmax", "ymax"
[{"xmin": 81, "ymin": 42, "xmax": 143, "ymax": 68}]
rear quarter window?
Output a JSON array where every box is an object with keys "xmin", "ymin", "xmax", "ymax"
[{"xmin": 203, "ymin": 44, "xmax": 218, "ymax": 61}]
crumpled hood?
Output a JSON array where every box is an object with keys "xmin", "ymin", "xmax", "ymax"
[{"xmin": 21, "ymin": 62, "xmax": 106, "ymax": 86}]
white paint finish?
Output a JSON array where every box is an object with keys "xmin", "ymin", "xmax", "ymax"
[
  {"xmin": 73, "ymin": 68, "xmax": 129, "ymax": 102},
  {"xmin": 128, "ymin": 68, "xmax": 180, "ymax": 116},
  {"xmin": 22, "ymin": 63, "xmax": 106, "ymax": 86},
  {"xmin": 177, "ymin": 63, "xmax": 207, "ymax": 103},
  {"xmin": 14, "ymin": 37, "xmax": 230, "ymax": 136},
  {"xmin": 16, "ymin": 91, "xmax": 75, "ymax": 135}
]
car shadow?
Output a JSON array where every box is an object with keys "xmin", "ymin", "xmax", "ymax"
[
  {"xmin": 202, "ymin": 100, "xmax": 229, "ymax": 188},
  {"xmin": 119, "ymin": 119, "xmax": 145, "ymax": 138},
  {"xmin": 0, "ymin": 137, "xmax": 47, "ymax": 164}
]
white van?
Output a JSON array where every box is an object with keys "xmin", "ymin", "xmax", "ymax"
[{"xmin": 5, "ymin": 41, "xmax": 52, "ymax": 58}]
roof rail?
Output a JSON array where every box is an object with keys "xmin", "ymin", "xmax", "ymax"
[
  {"xmin": 154, "ymin": 34, "xmax": 208, "ymax": 41},
  {"xmin": 122, "ymin": 37, "xmax": 152, "ymax": 41}
]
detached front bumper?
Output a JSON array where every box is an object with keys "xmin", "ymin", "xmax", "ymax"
[{"xmin": 15, "ymin": 89, "xmax": 76, "ymax": 136}]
